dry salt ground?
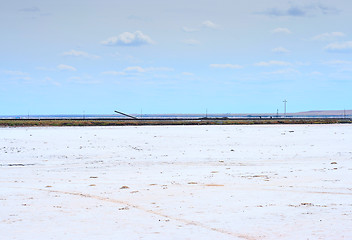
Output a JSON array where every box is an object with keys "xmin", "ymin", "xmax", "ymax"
[{"xmin": 0, "ymin": 125, "xmax": 352, "ymax": 239}]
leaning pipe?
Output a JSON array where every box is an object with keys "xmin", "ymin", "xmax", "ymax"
[{"xmin": 114, "ymin": 110, "xmax": 138, "ymax": 119}]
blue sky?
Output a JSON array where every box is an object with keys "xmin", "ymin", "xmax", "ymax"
[{"xmin": 1, "ymin": 0, "xmax": 352, "ymax": 115}]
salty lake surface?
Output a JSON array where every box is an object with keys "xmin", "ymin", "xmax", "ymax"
[{"xmin": 1, "ymin": 125, "xmax": 352, "ymax": 239}]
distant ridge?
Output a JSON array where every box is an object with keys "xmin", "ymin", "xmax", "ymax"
[{"xmin": 293, "ymin": 110, "xmax": 352, "ymax": 116}]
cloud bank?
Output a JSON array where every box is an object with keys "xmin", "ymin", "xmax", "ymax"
[
  {"xmin": 182, "ymin": 27, "xmax": 199, "ymax": 33},
  {"xmin": 272, "ymin": 47, "xmax": 290, "ymax": 54},
  {"xmin": 57, "ymin": 64, "xmax": 76, "ymax": 71},
  {"xmin": 255, "ymin": 61, "xmax": 291, "ymax": 67},
  {"xmin": 272, "ymin": 28, "xmax": 291, "ymax": 34},
  {"xmin": 101, "ymin": 31, "xmax": 154, "ymax": 46},
  {"xmin": 103, "ymin": 66, "xmax": 173, "ymax": 76},
  {"xmin": 312, "ymin": 32, "xmax": 345, "ymax": 41},
  {"xmin": 62, "ymin": 50, "xmax": 100, "ymax": 59},
  {"xmin": 210, "ymin": 64, "xmax": 243, "ymax": 69},
  {"xmin": 202, "ymin": 20, "xmax": 219, "ymax": 29},
  {"xmin": 325, "ymin": 41, "xmax": 352, "ymax": 53},
  {"xmin": 260, "ymin": 4, "xmax": 339, "ymax": 17},
  {"xmin": 2, "ymin": 70, "xmax": 31, "ymax": 80},
  {"xmin": 182, "ymin": 39, "xmax": 200, "ymax": 45}
]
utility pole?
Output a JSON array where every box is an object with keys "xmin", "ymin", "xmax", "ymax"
[
  {"xmin": 283, "ymin": 100, "xmax": 287, "ymax": 118},
  {"xmin": 276, "ymin": 109, "xmax": 279, "ymax": 118},
  {"xmin": 206, "ymin": 108, "xmax": 208, "ymax": 118}
]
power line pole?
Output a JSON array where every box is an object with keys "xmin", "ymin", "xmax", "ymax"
[{"xmin": 283, "ymin": 100, "xmax": 287, "ymax": 118}]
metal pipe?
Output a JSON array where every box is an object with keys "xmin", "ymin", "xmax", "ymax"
[{"xmin": 114, "ymin": 110, "xmax": 138, "ymax": 119}]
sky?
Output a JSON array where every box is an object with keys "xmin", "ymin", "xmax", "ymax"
[{"xmin": 1, "ymin": 0, "xmax": 352, "ymax": 115}]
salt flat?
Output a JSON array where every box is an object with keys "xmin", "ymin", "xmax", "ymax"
[{"xmin": 1, "ymin": 125, "xmax": 352, "ymax": 239}]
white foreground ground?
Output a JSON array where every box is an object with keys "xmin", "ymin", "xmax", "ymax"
[{"xmin": 0, "ymin": 125, "xmax": 352, "ymax": 239}]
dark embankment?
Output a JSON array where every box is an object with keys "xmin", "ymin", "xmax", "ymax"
[{"xmin": 0, "ymin": 118, "xmax": 351, "ymax": 127}]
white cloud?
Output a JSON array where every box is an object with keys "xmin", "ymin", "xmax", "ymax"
[
  {"xmin": 323, "ymin": 60, "xmax": 352, "ymax": 72},
  {"xmin": 264, "ymin": 68, "xmax": 299, "ymax": 75},
  {"xmin": 57, "ymin": 64, "xmax": 76, "ymax": 71},
  {"xmin": 3, "ymin": 70, "xmax": 28, "ymax": 76},
  {"xmin": 210, "ymin": 64, "xmax": 243, "ymax": 69},
  {"xmin": 324, "ymin": 41, "xmax": 352, "ymax": 53},
  {"xmin": 310, "ymin": 71, "xmax": 323, "ymax": 76},
  {"xmin": 2, "ymin": 70, "xmax": 31, "ymax": 80},
  {"xmin": 272, "ymin": 28, "xmax": 292, "ymax": 34},
  {"xmin": 124, "ymin": 66, "xmax": 173, "ymax": 72},
  {"xmin": 324, "ymin": 60, "xmax": 352, "ymax": 65},
  {"xmin": 17, "ymin": 76, "xmax": 31, "ymax": 81},
  {"xmin": 182, "ymin": 72, "xmax": 194, "ymax": 76},
  {"xmin": 295, "ymin": 61, "xmax": 311, "ymax": 66},
  {"xmin": 43, "ymin": 77, "xmax": 61, "ymax": 86},
  {"xmin": 182, "ymin": 39, "xmax": 200, "ymax": 45},
  {"xmin": 183, "ymin": 21, "xmax": 219, "ymax": 34},
  {"xmin": 102, "ymin": 71, "xmax": 126, "ymax": 76},
  {"xmin": 109, "ymin": 52, "xmax": 141, "ymax": 64},
  {"xmin": 101, "ymin": 31, "xmax": 154, "ymax": 46},
  {"xmin": 202, "ymin": 20, "xmax": 219, "ymax": 29},
  {"xmin": 62, "ymin": 50, "xmax": 100, "ymax": 59},
  {"xmin": 272, "ymin": 47, "xmax": 290, "ymax": 54},
  {"xmin": 68, "ymin": 76, "xmax": 82, "ymax": 81},
  {"xmin": 68, "ymin": 75, "xmax": 101, "ymax": 84},
  {"xmin": 146, "ymin": 67, "xmax": 174, "ymax": 72},
  {"xmin": 255, "ymin": 60, "xmax": 292, "ymax": 66},
  {"xmin": 102, "ymin": 66, "xmax": 173, "ymax": 76},
  {"xmin": 124, "ymin": 66, "xmax": 146, "ymax": 73},
  {"xmin": 182, "ymin": 27, "xmax": 199, "ymax": 32},
  {"xmin": 36, "ymin": 66, "xmax": 55, "ymax": 71},
  {"xmin": 312, "ymin": 32, "xmax": 345, "ymax": 41},
  {"xmin": 260, "ymin": 4, "xmax": 340, "ymax": 17}
]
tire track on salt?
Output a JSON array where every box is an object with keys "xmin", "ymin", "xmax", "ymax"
[{"xmin": 36, "ymin": 188, "xmax": 255, "ymax": 240}]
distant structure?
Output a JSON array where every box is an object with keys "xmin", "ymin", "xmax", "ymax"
[
  {"xmin": 283, "ymin": 99, "xmax": 287, "ymax": 118},
  {"xmin": 114, "ymin": 110, "xmax": 138, "ymax": 119}
]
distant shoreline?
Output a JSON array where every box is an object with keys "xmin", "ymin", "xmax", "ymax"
[{"xmin": 0, "ymin": 118, "xmax": 351, "ymax": 127}]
